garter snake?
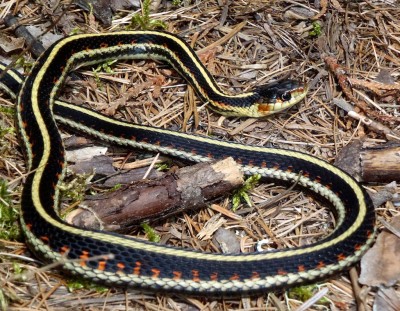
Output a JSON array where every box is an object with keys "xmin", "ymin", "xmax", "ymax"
[{"xmin": 0, "ymin": 30, "xmax": 375, "ymax": 294}]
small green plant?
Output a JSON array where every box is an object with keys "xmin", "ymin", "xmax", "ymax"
[
  {"xmin": 107, "ymin": 183, "xmax": 122, "ymax": 193},
  {"xmin": 0, "ymin": 107, "xmax": 15, "ymax": 115},
  {"xmin": 59, "ymin": 172, "xmax": 94, "ymax": 204},
  {"xmin": 141, "ymin": 223, "xmax": 160, "ymax": 242},
  {"xmin": 92, "ymin": 59, "xmax": 117, "ymax": 86},
  {"xmin": 66, "ymin": 278, "xmax": 108, "ymax": 292},
  {"xmin": 0, "ymin": 179, "xmax": 20, "ymax": 240},
  {"xmin": 129, "ymin": 0, "xmax": 166, "ymax": 30},
  {"xmin": 14, "ymin": 56, "xmax": 34, "ymax": 72},
  {"xmin": 309, "ymin": 21, "xmax": 322, "ymax": 37},
  {"xmin": 0, "ymin": 125, "xmax": 14, "ymax": 141},
  {"xmin": 69, "ymin": 27, "xmax": 82, "ymax": 36},
  {"xmin": 288, "ymin": 285, "xmax": 330, "ymax": 304},
  {"xmin": 12, "ymin": 262, "xmax": 24, "ymax": 275},
  {"xmin": 155, "ymin": 162, "xmax": 170, "ymax": 171},
  {"xmin": 232, "ymin": 174, "xmax": 261, "ymax": 211},
  {"xmin": 172, "ymin": 0, "xmax": 183, "ymax": 6},
  {"xmin": 0, "ymin": 124, "xmax": 15, "ymax": 165}
]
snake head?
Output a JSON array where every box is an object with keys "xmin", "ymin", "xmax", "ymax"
[{"xmin": 254, "ymin": 79, "xmax": 308, "ymax": 116}]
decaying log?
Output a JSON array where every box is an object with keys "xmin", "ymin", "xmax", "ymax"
[
  {"xmin": 360, "ymin": 143, "xmax": 400, "ymax": 183},
  {"xmin": 69, "ymin": 157, "xmax": 243, "ymax": 231},
  {"xmin": 335, "ymin": 140, "xmax": 400, "ymax": 183}
]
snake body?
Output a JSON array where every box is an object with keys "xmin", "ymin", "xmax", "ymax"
[{"xmin": 0, "ymin": 30, "xmax": 375, "ymax": 294}]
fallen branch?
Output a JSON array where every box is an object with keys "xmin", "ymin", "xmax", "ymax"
[
  {"xmin": 324, "ymin": 56, "xmax": 400, "ymax": 125},
  {"xmin": 68, "ymin": 157, "xmax": 243, "ymax": 231}
]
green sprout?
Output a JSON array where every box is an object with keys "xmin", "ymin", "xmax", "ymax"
[
  {"xmin": 92, "ymin": 59, "xmax": 117, "ymax": 86},
  {"xmin": 232, "ymin": 174, "xmax": 261, "ymax": 211},
  {"xmin": 172, "ymin": 0, "xmax": 183, "ymax": 6},
  {"xmin": 309, "ymin": 21, "xmax": 322, "ymax": 37},
  {"xmin": 141, "ymin": 223, "xmax": 161, "ymax": 242},
  {"xmin": 0, "ymin": 179, "xmax": 20, "ymax": 240},
  {"xmin": 66, "ymin": 278, "xmax": 108, "ymax": 293},
  {"xmin": 288, "ymin": 285, "xmax": 330, "ymax": 305},
  {"xmin": 129, "ymin": 0, "xmax": 166, "ymax": 30}
]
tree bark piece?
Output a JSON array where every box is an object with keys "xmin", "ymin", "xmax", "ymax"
[
  {"xmin": 335, "ymin": 141, "xmax": 400, "ymax": 183},
  {"xmin": 360, "ymin": 143, "xmax": 400, "ymax": 183},
  {"xmin": 69, "ymin": 157, "xmax": 243, "ymax": 231}
]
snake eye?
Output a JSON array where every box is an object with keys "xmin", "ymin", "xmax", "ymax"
[{"xmin": 281, "ymin": 92, "xmax": 292, "ymax": 102}]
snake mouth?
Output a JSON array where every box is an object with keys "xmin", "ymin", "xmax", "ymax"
[{"xmin": 256, "ymin": 80, "xmax": 308, "ymax": 116}]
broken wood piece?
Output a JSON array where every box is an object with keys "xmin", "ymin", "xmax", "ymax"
[
  {"xmin": 68, "ymin": 157, "xmax": 243, "ymax": 231},
  {"xmin": 360, "ymin": 143, "xmax": 400, "ymax": 183},
  {"xmin": 335, "ymin": 140, "xmax": 400, "ymax": 183}
]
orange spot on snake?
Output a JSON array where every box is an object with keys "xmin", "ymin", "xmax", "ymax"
[
  {"xmin": 133, "ymin": 261, "xmax": 141, "ymax": 275},
  {"xmin": 97, "ymin": 260, "xmax": 107, "ymax": 271},
  {"xmin": 251, "ymin": 272, "xmax": 260, "ymax": 279},
  {"xmin": 229, "ymin": 273, "xmax": 240, "ymax": 281},
  {"xmin": 173, "ymin": 271, "xmax": 182, "ymax": 280},
  {"xmin": 60, "ymin": 245, "xmax": 70, "ymax": 255},
  {"xmin": 317, "ymin": 261, "xmax": 325, "ymax": 269},
  {"xmin": 210, "ymin": 272, "xmax": 218, "ymax": 281},
  {"xmin": 277, "ymin": 269, "xmax": 287, "ymax": 275},
  {"xmin": 40, "ymin": 236, "xmax": 49, "ymax": 243},
  {"xmin": 151, "ymin": 268, "xmax": 160, "ymax": 278},
  {"xmin": 79, "ymin": 250, "xmax": 90, "ymax": 267},
  {"xmin": 192, "ymin": 270, "xmax": 200, "ymax": 282}
]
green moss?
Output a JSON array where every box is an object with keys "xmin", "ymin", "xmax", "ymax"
[
  {"xmin": 141, "ymin": 223, "xmax": 161, "ymax": 242},
  {"xmin": 310, "ymin": 21, "xmax": 322, "ymax": 37},
  {"xmin": 66, "ymin": 277, "xmax": 108, "ymax": 293},
  {"xmin": 0, "ymin": 179, "xmax": 20, "ymax": 240},
  {"xmin": 59, "ymin": 172, "xmax": 94, "ymax": 205},
  {"xmin": 288, "ymin": 285, "xmax": 330, "ymax": 304},
  {"xmin": 232, "ymin": 174, "xmax": 261, "ymax": 211}
]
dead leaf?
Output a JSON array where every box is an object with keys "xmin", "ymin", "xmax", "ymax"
[
  {"xmin": 0, "ymin": 35, "xmax": 25, "ymax": 53},
  {"xmin": 359, "ymin": 215, "xmax": 400, "ymax": 287},
  {"xmin": 374, "ymin": 287, "xmax": 400, "ymax": 311}
]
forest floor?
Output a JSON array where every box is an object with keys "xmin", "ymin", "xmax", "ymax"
[{"xmin": 0, "ymin": 0, "xmax": 399, "ymax": 310}]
